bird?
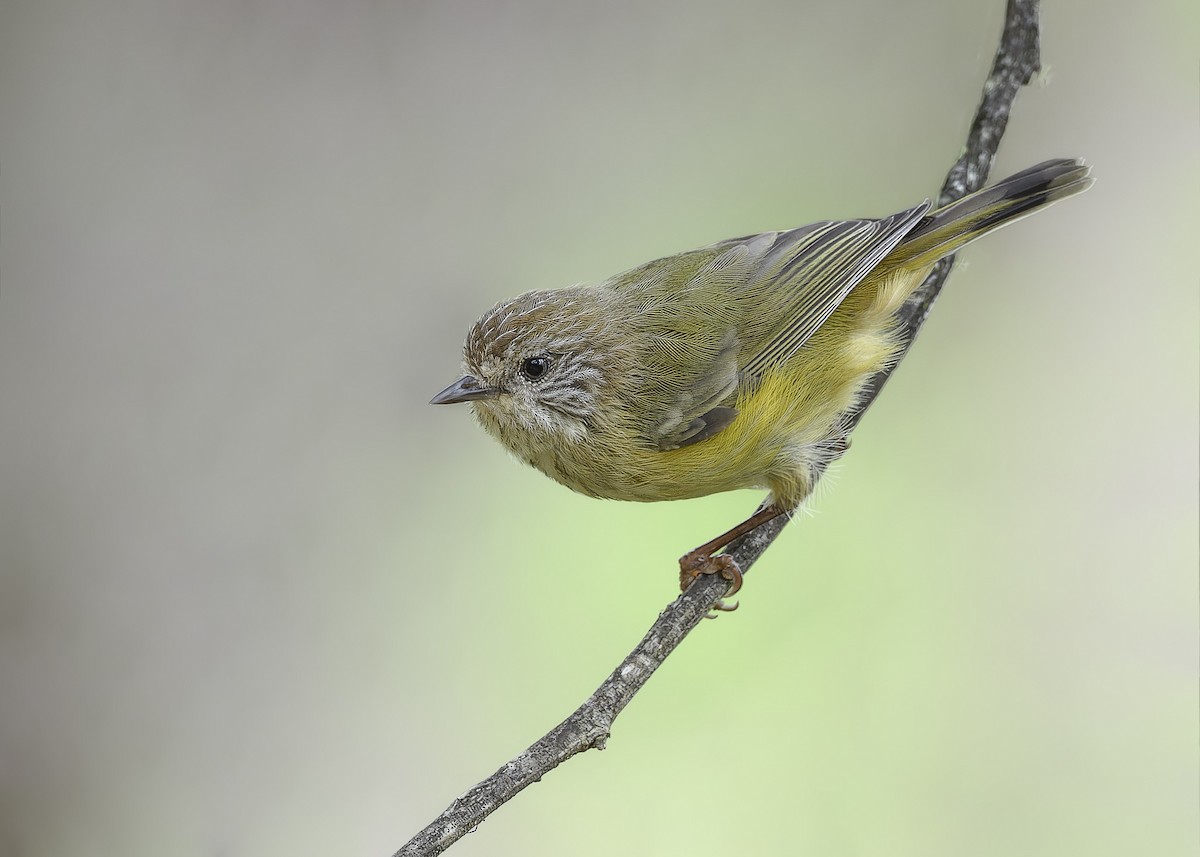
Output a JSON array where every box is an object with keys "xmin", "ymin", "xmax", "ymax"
[{"xmin": 432, "ymin": 158, "xmax": 1093, "ymax": 602}]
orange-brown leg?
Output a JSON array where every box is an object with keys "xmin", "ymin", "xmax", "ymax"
[{"xmin": 678, "ymin": 504, "xmax": 786, "ymax": 598}]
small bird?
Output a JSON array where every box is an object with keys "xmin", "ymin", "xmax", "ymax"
[{"xmin": 432, "ymin": 159, "xmax": 1092, "ymax": 599}]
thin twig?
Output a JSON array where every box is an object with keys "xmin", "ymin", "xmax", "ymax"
[{"xmin": 396, "ymin": 2, "xmax": 1042, "ymax": 853}]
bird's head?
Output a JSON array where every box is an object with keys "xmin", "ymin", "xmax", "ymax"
[{"xmin": 432, "ymin": 289, "xmax": 621, "ymax": 451}]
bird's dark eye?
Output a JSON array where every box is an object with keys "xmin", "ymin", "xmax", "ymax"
[{"xmin": 520, "ymin": 355, "xmax": 551, "ymax": 381}]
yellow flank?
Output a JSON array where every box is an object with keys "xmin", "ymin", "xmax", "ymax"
[{"xmin": 639, "ymin": 265, "xmax": 928, "ymax": 508}]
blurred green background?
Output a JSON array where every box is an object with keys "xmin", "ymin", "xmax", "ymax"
[{"xmin": 1, "ymin": 1, "xmax": 1196, "ymax": 855}]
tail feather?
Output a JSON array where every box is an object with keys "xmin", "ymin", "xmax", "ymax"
[{"xmin": 892, "ymin": 158, "xmax": 1093, "ymax": 269}]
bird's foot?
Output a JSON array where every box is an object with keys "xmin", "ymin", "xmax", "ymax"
[{"xmin": 679, "ymin": 551, "xmax": 743, "ymax": 614}]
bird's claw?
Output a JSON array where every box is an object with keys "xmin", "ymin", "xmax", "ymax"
[
  {"xmin": 703, "ymin": 597, "xmax": 740, "ymax": 618},
  {"xmin": 678, "ymin": 552, "xmax": 744, "ymax": 599}
]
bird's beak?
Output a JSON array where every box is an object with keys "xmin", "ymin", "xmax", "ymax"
[{"xmin": 430, "ymin": 375, "xmax": 500, "ymax": 405}]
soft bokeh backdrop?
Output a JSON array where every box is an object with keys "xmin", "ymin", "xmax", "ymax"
[{"xmin": 1, "ymin": 1, "xmax": 1196, "ymax": 855}]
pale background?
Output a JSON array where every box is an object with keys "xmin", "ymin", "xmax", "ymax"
[{"xmin": 1, "ymin": 1, "xmax": 1196, "ymax": 855}]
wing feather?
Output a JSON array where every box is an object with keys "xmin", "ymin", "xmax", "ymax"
[{"xmin": 740, "ymin": 202, "xmax": 929, "ymax": 376}]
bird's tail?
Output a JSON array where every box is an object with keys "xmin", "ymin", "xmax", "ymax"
[{"xmin": 891, "ymin": 158, "xmax": 1093, "ymax": 269}]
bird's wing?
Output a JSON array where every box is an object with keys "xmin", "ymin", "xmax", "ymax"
[
  {"xmin": 606, "ymin": 202, "xmax": 930, "ymax": 451},
  {"xmin": 736, "ymin": 202, "xmax": 930, "ymax": 377}
]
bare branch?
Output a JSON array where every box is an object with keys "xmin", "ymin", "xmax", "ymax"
[{"xmin": 396, "ymin": 2, "xmax": 1042, "ymax": 853}]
